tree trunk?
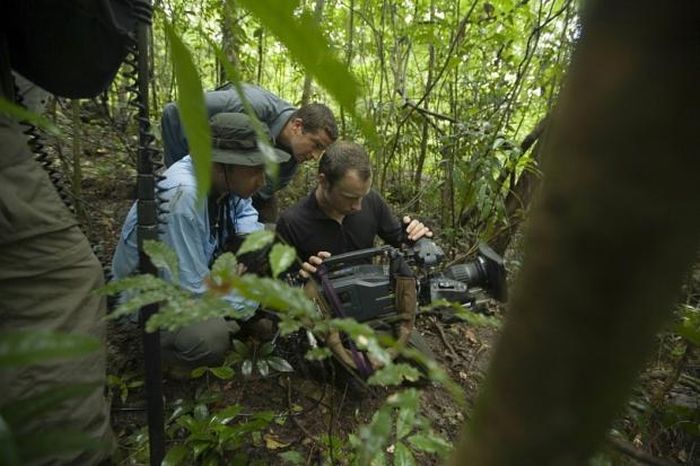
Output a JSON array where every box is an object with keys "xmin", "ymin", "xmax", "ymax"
[
  {"xmin": 489, "ymin": 117, "xmax": 548, "ymax": 255},
  {"xmin": 449, "ymin": 1, "xmax": 700, "ymax": 465},
  {"xmin": 413, "ymin": 0, "xmax": 436, "ymax": 211},
  {"xmin": 301, "ymin": 0, "xmax": 326, "ymax": 105}
]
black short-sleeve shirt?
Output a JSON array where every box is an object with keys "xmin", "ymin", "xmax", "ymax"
[{"xmin": 276, "ymin": 189, "xmax": 404, "ymax": 263}]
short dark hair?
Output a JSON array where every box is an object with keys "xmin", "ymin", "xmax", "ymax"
[
  {"xmin": 292, "ymin": 103, "xmax": 338, "ymax": 141},
  {"xmin": 318, "ymin": 141, "xmax": 372, "ymax": 188}
]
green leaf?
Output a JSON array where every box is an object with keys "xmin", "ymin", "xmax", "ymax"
[
  {"xmin": 210, "ymin": 366, "xmax": 235, "ymax": 380},
  {"xmin": 229, "ymin": 275, "xmax": 317, "ymax": 320},
  {"xmin": 163, "ymin": 20, "xmax": 211, "ymax": 200},
  {"xmin": 393, "ymin": 442, "xmax": 416, "ymax": 466},
  {"xmin": 358, "ymin": 407, "xmax": 393, "ymax": 464},
  {"xmin": 269, "ymin": 243, "xmax": 296, "ymax": 278},
  {"xmin": 237, "ymin": 230, "xmax": 275, "ymax": 256},
  {"xmin": 0, "ymin": 383, "xmax": 98, "ymax": 428},
  {"xmin": 99, "ymin": 273, "xmax": 170, "ymax": 296},
  {"xmin": 191, "ymin": 367, "xmax": 207, "ymax": 378},
  {"xmin": 0, "ymin": 96, "xmax": 60, "ymax": 135},
  {"xmin": 278, "ymin": 450, "xmax": 304, "ymax": 465},
  {"xmin": 305, "ymin": 347, "xmax": 332, "ymax": 361},
  {"xmin": 194, "ymin": 403, "xmax": 209, "ymax": 422},
  {"xmin": 368, "ymin": 363, "xmax": 421, "ymax": 387},
  {"xmin": 211, "ymin": 405, "xmax": 242, "ymax": 425},
  {"xmin": 259, "ymin": 341, "xmax": 274, "ymax": 357},
  {"xmin": 0, "ymin": 331, "xmax": 99, "ymax": 367},
  {"xmin": 162, "ymin": 445, "xmax": 189, "ymax": 466},
  {"xmin": 257, "ymin": 359, "xmax": 270, "ymax": 377},
  {"xmin": 407, "ymin": 433, "xmax": 452, "ymax": 456},
  {"xmin": 242, "ymin": 359, "xmax": 253, "ymax": 377},
  {"xmin": 267, "ymin": 356, "xmax": 294, "ymax": 373},
  {"xmin": 235, "ymin": 0, "xmax": 376, "ymax": 143},
  {"xmin": 210, "ymin": 252, "xmax": 238, "ymax": 289},
  {"xmin": 143, "ymin": 240, "xmax": 180, "ymax": 284},
  {"xmin": 673, "ymin": 305, "xmax": 700, "ymax": 345},
  {"xmin": 232, "ymin": 339, "xmax": 250, "ymax": 357}
]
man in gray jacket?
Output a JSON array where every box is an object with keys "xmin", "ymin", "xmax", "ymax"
[{"xmin": 161, "ymin": 83, "xmax": 338, "ymax": 221}]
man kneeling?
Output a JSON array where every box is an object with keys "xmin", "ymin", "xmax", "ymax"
[{"xmin": 112, "ymin": 113, "xmax": 289, "ymax": 371}]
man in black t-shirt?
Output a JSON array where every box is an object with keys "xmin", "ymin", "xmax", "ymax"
[{"xmin": 276, "ymin": 141, "xmax": 432, "ymax": 277}]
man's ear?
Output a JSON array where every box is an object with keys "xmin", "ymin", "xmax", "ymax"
[
  {"xmin": 291, "ymin": 117, "xmax": 304, "ymax": 132},
  {"xmin": 318, "ymin": 172, "xmax": 328, "ymax": 189}
]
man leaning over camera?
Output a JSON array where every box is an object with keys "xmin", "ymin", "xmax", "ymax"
[{"xmin": 276, "ymin": 140, "xmax": 432, "ymax": 278}]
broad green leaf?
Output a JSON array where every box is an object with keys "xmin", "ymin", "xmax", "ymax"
[
  {"xmin": 267, "ymin": 356, "xmax": 294, "ymax": 373},
  {"xmin": 0, "ymin": 383, "xmax": 98, "ymax": 428},
  {"xmin": 259, "ymin": 341, "xmax": 274, "ymax": 357},
  {"xmin": 211, "ymin": 405, "xmax": 242, "ymax": 425},
  {"xmin": 407, "ymin": 432, "xmax": 452, "ymax": 456},
  {"xmin": 0, "ymin": 331, "xmax": 99, "ymax": 367},
  {"xmin": 144, "ymin": 295, "xmax": 250, "ymax": 333},
  {"xmin": 191, "ymin": 367, "xmax": 207, "ymax": 378},
  {"xmin": 242, "ymin": 359, "xmax": 253, "ymax": 377},
  {"xmin": 210, "ymin": 252, "xmax": 238, "ymax": 289},
  {"xmin": 210, "ymin": 366, "xmax": 235, "ymax": 380},
  {"xmin": 0, "ymin": 96, "xmax": 60, "ymax": 135},
  {"xmin": 235, "ymin": 0, "xmax": 376, "ymax": 142},
  {"xmin": 278, "ymin": 450, "xmax": 304, "ymax": 465},
  {"xmin": 393, "ymin": 442, "xmax": 416, "ymax": 466},
  {"xmin": 237, "ymin": 230, "xmax": 275, "ymax": 256},
  {"xmin": 232, "ymin": 339, "xmax": 250, "ymax": 357},
  {"xmin": 257, "ymin": 359, "xmax": 270, "ymax": 377},
  {"xmin": 163, "ymin": 20, "xmax": 211, "ymax": 200},
  {"xmin": 108, "ymin": 289, "xmax": 175, "ymax": 321},
  {"xmin": 368, "ymin": 363, "xmax": 421, "ymax": 387},
  {"xmin": 268, "ymin": 243, "xmax": 296, "ymax": 278},
  {"xmin": 162, "ymin": 445, "xmax": 189, "ymax": 466},
  {"xmin": 229, "ymin": 275, "xmax": 317, "ymax": 320},
  {"xmin": 193, "ymin": 403, "xmax": 209, "ymax": 422},
  {"xmin": 143, "ymin": 240, "xmax": 179, "ymax": 284},
  {"xmin": 99, "ymin": 274, "xmax": 169, "ymax": 296}
]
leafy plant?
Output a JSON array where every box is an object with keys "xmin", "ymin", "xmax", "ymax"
[
  {"xmin": 107, "ymin": 372, "xmax": 144, "ymax": 405},
  {"xmin": 350, "ymin": 388, "xmax": 452, "ymax": 465},
  {"xmin": 163, "ymin": 402, "xmax": 275, "ymax": 466},
  {"xmin": 229, "ymin": 339, "xmax": 294, "ymax": 378}
]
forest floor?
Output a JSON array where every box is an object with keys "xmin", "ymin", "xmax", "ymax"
[{"xmin": 51, "ymin": 107, "xmax": 697, "ymax": 465}]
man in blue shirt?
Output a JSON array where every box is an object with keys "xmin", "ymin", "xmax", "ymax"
[
  {"xmin": 161, "ymin": 83, "xmax": 338, "ymax": 221},
  {"xmin": 113, "ymin": 112, "xmax": 290, "ymax": 370}
]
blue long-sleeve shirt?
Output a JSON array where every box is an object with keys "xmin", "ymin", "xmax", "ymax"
[{"xmin": 112, "ymin": 156, "xmax": 262, "ymax": 313}]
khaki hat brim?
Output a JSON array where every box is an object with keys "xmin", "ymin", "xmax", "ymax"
[{"xmin": 211, "ymin": 146, "xmax": 291, "ymax": 166}]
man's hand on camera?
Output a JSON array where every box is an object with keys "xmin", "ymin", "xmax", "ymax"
[
  {"xmin": 300, "ymin": 251, "xmax": 332, "ymax": 279},
  {"xmin": 403, "ymin": 216, "xmax": 433, "ymax": 242}
]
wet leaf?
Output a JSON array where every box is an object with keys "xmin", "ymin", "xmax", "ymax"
[
  {"xmin": 267, "ymin": 356, "xmax": 294, "ymax": 373},
  {"xmin": 237, "ymin": 230, "xmax": 275, "ymax": 256},
  {"xmin": 269, "ymin": 243, "xmax": 296, "ymax": 278},
  {"xmin": 143, "ymin": 240, "xmax": 179, "ymax": 284},
  {"xmin": 163, "ymin": 20, "xmax": 211, "ymax": 200}
]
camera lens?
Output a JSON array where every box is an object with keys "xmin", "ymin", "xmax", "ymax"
[{"xmin": 443, "ymin": 259, "xmax": 486, "ymax": 288}]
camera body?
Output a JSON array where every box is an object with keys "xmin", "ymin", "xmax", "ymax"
[{"xmin": 319, "ymin": 239, "xmax": 507, "ymax": 323}]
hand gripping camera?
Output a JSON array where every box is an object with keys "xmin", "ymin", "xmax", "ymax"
[{"xmin": 317, "ymin": 238, "xmax": 508, "ymax": 325}]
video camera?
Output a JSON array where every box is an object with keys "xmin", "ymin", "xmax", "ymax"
[{"xmin": 317, "ymin": 238, "xmax": 508, "ymax": 323}]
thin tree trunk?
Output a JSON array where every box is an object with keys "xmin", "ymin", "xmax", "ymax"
[
  {"xmin": 412, "ymin": 0, "xmax": 436, "ymax": 211},
  {"xmin": 301, "ymin": 0, "xmax": 326, "ymax": 105},
  {"xmin": 449, "ymin": 2, "xmax": 700, "ymax": 465},
  {"xmin": 340, "ymin": 0, "xmax": 355, "ymax": 135}
]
